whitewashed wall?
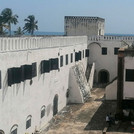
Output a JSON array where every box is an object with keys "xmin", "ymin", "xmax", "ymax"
[
  {"xmin": 123, "ymin": 56, "xmax": 134, "ymax": 99},
  {"xmin": 106, "ymin": 80, "xmax": 117, "ymax": 100},
  {"xmin": 0, "ymin": 36, "xmax": 88, "ymax": 134},
  {"xmin": 88, "ymin": 40, "xmax": 125, "ymax": 83}
]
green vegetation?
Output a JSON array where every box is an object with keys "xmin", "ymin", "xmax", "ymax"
[
  {"xmin": 23, "ymin": 15, "xmax": 38, "ymax": 35},
  {"xmin": 0, "ymin": 8, "xmax": 38, "ymax": 36},
  {"xmin": 14, "ymin": 27, "xmax": 24, "ymax": 36}
]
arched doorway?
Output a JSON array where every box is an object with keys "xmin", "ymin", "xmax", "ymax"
[
  {"xmin": 53, "ymin": 94, "xmax": 58, "ymax": 116},
  {"xmin": 0, "ymin": 130, "xmax": 5, "ymax": 134},
  {"xmin": 98, "ymin": 70, "xmax": 109, "ymax": 84}
]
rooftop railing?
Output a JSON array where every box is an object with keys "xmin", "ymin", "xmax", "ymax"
[
  {"xmin": 88, "ymin": 35, "xmax": 134, "ymax": 41},
  {"xmin": 0, "ymin": 36, "xmax": 87, "ymax": 52}
]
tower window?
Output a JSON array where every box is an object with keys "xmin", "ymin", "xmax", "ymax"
[{"xmin": 102, "ymin": 47, "xmax": 107, "ymax": 55}]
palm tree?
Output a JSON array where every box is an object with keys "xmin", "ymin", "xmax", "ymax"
[
  {"xmin": 14, "ymin": 27, "xmax": 24, "ymax": 36},
  {"xmin": 1, "ymin": 8, "xmax": 18, "ymax": 36},
  {"xmin": 23, "ymin": 15, "xmax": 38, "ymax": 35},
  {"xmin": 0, "ymin": 15, "xmax": 9, "ymax": 35}
]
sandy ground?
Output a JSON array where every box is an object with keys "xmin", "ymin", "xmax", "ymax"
[
  {"xmin": 40, "ymin": 88, "xmax": 134, "ymax": 134},
  {"xmin": 40, "ymin": 88, "xmax": 104, "ymax": 134}
]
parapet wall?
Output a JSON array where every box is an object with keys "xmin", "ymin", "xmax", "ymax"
[
  {"xmin": 88, "ymin": 35, "xmax": 134, "ymax": 42},
  {"xmin": 0, "ymin": 36, "xmax": 87, "ymax": 52}
]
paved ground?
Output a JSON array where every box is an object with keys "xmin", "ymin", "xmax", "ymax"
[{"xmin": 40, "ymin": 88, "xmax": 134, "ymax": 134}]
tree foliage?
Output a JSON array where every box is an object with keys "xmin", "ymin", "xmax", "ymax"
[
  {"xmin": 23, "ymin": 15, "xmax": 38, "ymax": 35},
  {"xmin": 14, "ymin": 27, "xmax": 24, "ymax": 36},
  {"xmin": 1, "ymin": 8, "xmax": 18, "ymax": 36}
]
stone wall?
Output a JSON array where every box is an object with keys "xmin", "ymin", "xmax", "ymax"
[
  {"xmin": 0, "ymin": 36, "xmax": 88, "ymax": 134},
  {"xmin": 65, "ymin": 16, "xmax": 105, "ymax": 36}
]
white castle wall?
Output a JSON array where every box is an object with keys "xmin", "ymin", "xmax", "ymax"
[
  {"xmin": 106, "ymin": 79, "xmax": 117, "ymax": 100},
  {"xmin": 88, "ymin": 35, "xmax": 134, "ymax": 83},
  {"xmin": 0, "ymin": 36, "xmax": 88, "ymax": 134},
  {"xmin": 124, "ymin": 56, "xmax": 134, "ymax": 99}
]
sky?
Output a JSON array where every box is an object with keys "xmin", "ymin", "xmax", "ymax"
[{"xmin": 0, "ymin": 0, "xmax": 134, "ymax": 34}]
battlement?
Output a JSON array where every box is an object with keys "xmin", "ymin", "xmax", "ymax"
[
  {"xmin": 0, "ymin": 36, "xmax": 87, "ymax": 52},
  {"xmin": 88, "ymin": 35, "xmax": 134, "ymax": 41},
  {"xmin": 65, "ymin": 16, "xmax": 105, "ymax": 36},
  {"xmin": 65, "ymin": 16, "xmax": 105, "ymax": 22}
]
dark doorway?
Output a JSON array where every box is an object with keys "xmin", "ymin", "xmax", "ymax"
[
  {"xmin": 98, "ymin": 70, "xmax": 109, "ymax": 84},
  {"xmin": 53, "ymin": 94, "xmax": 58, "ymax": 116}
]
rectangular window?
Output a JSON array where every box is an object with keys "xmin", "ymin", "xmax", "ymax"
[
  {"xmin": 41, "ymin": 60, "xmax": 50, "ymax": 74},
  {"xmin": 23, "ymin": 65, "xmax": 32, "ymax": 80},
  {"xmin": 32, "ymin": 62, "xmax": 37, "ymax": 77},
  {"xmin": 66, "ymin": 54, "xmax": 68, "ymax": 65},
  {"xmin": 114, "ymin": 47, "xmax": 119, "ymax": 55},
  {"xmin": 50, "ymin": 58, "xmax": 59, "ymax": 70},
  {"xmin": 75, "ymin": 52, "xmax": 79, "ymax": 61},
  {"xmin": 85, "ymin": 49, "xmax": 89, "ymax": 57},
  {"xmin": 8, "ymin": 67, "xmax": 21, "ymax": 86},
  {"xmin": 13, "ymin": 67, "xmax": 22, "ymax": 83},
  {"xmin": 83, "ymin": 50, "xmax": 84, "ymax": 58},
  {"xmin": 126, "ymin": 69, "xmax": 134, "ymax": 82},
  {"xmin": 60, "ymin": 56, "xmax": 63, "ymax": 67},
  {"xmin": 102, "ymin": 47, "xmax": 107, "ymax": 55},
  {"xmin": 26, "ymin": 118, "xmax": 31, "ymax": 129},
  {"xmin": 79, "ymin": 51, "xmax": 82, "ymax": 60},
  {"xmin": 71, "ymin": 53, "xmax": 73, "ymax": 63}
]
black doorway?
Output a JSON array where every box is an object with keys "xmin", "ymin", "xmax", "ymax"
[
  {"xmin": 53, "ymin": 94, "xmax": 58, "ymax": 116},
  {"xmin": 99, "ymin": 70, "xmax": 109, "ymax": 84}
]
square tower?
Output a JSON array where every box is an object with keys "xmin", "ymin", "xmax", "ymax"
[{"xmin": 64, "ymin": 16, "xmax": 105, "ymax": 36}]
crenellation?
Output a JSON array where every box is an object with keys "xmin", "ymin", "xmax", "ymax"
[
  {"xmin": 88, "ymin": 35, "xmax": 134, "ymax": 42},
  {"xmin": 0, "ymin": 36, "xmax": 87, "ymax": 52}
]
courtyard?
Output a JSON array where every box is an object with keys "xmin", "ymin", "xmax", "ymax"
[{"xmin": 39, "ymin": 88, "xmax": 134, "ymax": 134}]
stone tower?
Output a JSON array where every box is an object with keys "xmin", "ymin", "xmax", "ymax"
[{"xmin": 64, "ymin": 16, "xmax": 105, "ymax": 36}]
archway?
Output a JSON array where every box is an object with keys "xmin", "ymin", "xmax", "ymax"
[
  {"xmin": 0, "ymin": 130, "xmax": 5, "ymax": 134},
  {"xmin": 98, "ymin": 70, "xmax": 109, "ymax": 84},
  {"xmin": 53, "ymin": 94, "xmax": 58, "ymax": 116}
]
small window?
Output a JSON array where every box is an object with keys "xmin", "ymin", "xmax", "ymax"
[
  {"xmin": 41, "ymin": 106, "xmax": 46, "ymax": 118},
  {"xmin": 50, "ymin": 58, "xmax": 59, "ymax": 70},
  {"xmin": 102, "ymin": 47, "xmax": 107, "ymax": 55},
  {"xmin": 75, "ymin": 52, "xmax": 79, "ymax": 61},
  {"xmin": 114, "ymin": 47, "xmax": 119, "ymax": 55},
  {"xmin": 32, "ymin": 62, "xmax": 37, "ymax": 77},
  {"xmin": 11, "ymin": 129, "xmax": 17, "ymax": 134},
  {"xmin": 126, "ymin": 69, "xmax": 134, "ymax": 82},
  {"xmin": 79, "ymin": 51, "xmax": 82, "ymax": 60},
  {"xmin": 83, "ymin": 50, "xmax": 84, "ymax": 58},
  {"xmin": 10, "ymin": 124, "xmax": 18, "ymax": 134},
  {"xmin": 85, "ymin": 49, "xmax": 89, "ymax": 57},
  {"xmin": 26, "ymin": 115, "xmax": 32, "ymax": 129},
  {"xmin": 66, "ymin": 55, "xmax": 68, "ymax": 65},
  {"xmin": 41, "ymin": 60, "xmax": 50, "ymax": 74},
  {"xmin": 71, "ymin": 53, "xmax": 73, "ymax": 63},
  {"xmin": 60, "ymin": 56, "xmax": 63, "ymax": 67}
]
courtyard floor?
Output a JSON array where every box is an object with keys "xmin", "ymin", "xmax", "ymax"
[{"xmin": 40, "ymin": 88, "xmax": 134, "ymax": 134}]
